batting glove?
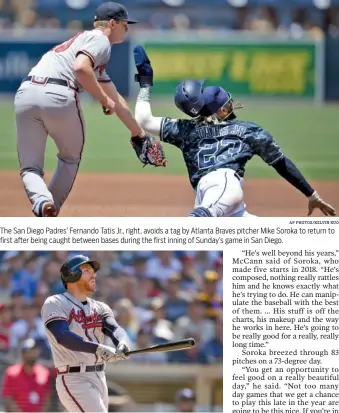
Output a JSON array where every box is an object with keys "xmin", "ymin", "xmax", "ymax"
[
  {"xmin": 116, "ymin": 342, "xmax": 130, "ymax": 360},
  {"xmin": 96, "ymin": 344, "xmax": 119, "ymax": 362},
  {"xmin": 307, "ymin": 191, "xmax": 336, "ymax": 217}
]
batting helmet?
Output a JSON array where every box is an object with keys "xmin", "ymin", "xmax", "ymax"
[
  {"xmin": 200, "ymin": 85, "xmax": 242, "ymax": 119},
  {"xmin": 60, "ymin": 255, "xmax": 100, "ymax": 288},
  {"xmin": 174, "ymin": 79, "xmax": 205, "ymax": 118}
]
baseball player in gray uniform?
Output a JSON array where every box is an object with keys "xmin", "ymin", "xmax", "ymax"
[
  {"xmin": 41, "ymin": 254, "xmax": 130, "ymax": 412},
  {"xmin": 15, "ymin": 2, "xmax": 147, "ymax": 217}
]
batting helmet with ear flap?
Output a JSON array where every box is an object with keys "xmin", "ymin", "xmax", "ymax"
[
  {"xmin": 200, "ymin": 86, "xmax": 243, "ymax": 119},
  {"xmin": 60, "ymin": 255, "xmax": 100, "ymax": 288},
  {"xmin": 174, "ymin": 78, "xmax": 205, "ymax": 118}
]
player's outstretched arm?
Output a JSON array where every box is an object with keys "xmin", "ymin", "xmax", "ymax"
[
  {"xmin": 46, "ymin": 320, "xmax": 121, "ymax": 362},
  {"xmin": 134, "ymin": 45, "xmax": 166, "ymax": 137},
  {"xmin": 100, "ymin": 81, "xmax": 145, "ymax": 137},
  {"xmin": 272, "ymin": 157, "xmax": 336, "ymax": 216},
  {"xmin": 135, "ymin": 86, "xmax": 163, "ymax": 137}
]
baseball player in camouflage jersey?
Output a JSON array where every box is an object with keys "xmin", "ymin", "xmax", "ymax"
[
  {"xmin": 133, "ymin": 45, "xmax": 336, "ymax": 218},
  {"xmin": 14, "ymin": 2, "xmax": 150, "ymax": 217},
  {"xmin": 41, "ymin": 255, "xmax": 130, "ymax": 412}
]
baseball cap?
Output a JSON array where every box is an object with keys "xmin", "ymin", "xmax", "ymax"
[
  {"xmin": 175, "ymin": 388, "xmax": 196, "ymax": 402},
  {"xmin": 21, "ymin": 338, "xmax": 37, "ymax": 352},
  {"xmin": 200, "ymin": 86, "xmax": 230, "ymax": 117},
  {"xmin": 94, "ymin": 2, "xmax": 138, "ymax": 24}
]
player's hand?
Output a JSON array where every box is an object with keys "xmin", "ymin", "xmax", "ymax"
[
  {"xmin": 96, "ymin": 344, "xmax": 120, "ymax": 362},
  {"xmin": 133, "ymin": 45, "xmax": 153, "ymax": 87},
  {"xmin": 116, "ymin": 342, "xmax": 130, "ymax": 360},
  {"xmin": 100, "ymin": 96, "xmax": 116, "ymax": 115},
  {"xmin": 307, "ymin": 191, "xmax": 336, "ymax": 216}
]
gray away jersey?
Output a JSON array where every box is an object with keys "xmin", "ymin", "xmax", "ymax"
[
  {"xmin": 29, "ymin": 29, "xmax": 111, "ymax": 92},
  {"xmin": 41, "ymin": 292, "xmax": 114, "ymax": 368},
  {"xmin": 160, "ymin": 118, "xmax": 284, "ymax": 189}
]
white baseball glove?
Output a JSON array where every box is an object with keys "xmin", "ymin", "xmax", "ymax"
[
  {"xmin": 96, "ymin": 344, "xmax": 119, "ymax": 362},
  {"xmin": 116, "ymin": 342, "xmax": 130, "ymax": 360}
]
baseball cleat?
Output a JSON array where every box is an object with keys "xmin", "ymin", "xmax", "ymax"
[
  {"xmin": 33, "ymin": 201, "xmax": 58, "ymax": 217},
  {"xmin": 42, "ymin": 202, "xmax": 57, "ymax": 217}
]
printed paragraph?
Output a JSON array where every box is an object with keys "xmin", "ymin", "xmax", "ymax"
[
  {"xmin": 230, "ymin": 246, "xmax": 339, "ymax": 413},
  {"xmin": 0, "ymin": 221, "xmax": 337, "ymax": 249}
]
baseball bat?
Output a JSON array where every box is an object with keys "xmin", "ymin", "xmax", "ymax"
[{"xmin": 125, "ymin": 338, "xmax": 195, "ymax": 356}]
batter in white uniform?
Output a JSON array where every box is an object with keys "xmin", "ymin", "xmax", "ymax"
[
  {"xmin": 41, "ymin": 254, "xmax": 130, "ymax": 412},
  {"xmin": 14, "ymin": 2, "xmax": 145, "ymax": 217}
]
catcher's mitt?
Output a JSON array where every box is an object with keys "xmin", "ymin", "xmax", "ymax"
[{"xmin": 131, "ymin": 134, "xmax": 167, "ymax": 167}]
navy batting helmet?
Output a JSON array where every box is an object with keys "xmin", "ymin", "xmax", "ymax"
[
  {"xmin": 60, "ymin": 255, "xmax": 100, "ymax": 288},
  {"xmin": 200, "ymin": 85, "xmax": 243, "ymax": 119},
  {"xmin": 174, "ymin": 79, "xmax": 205, "ymax": 118}
]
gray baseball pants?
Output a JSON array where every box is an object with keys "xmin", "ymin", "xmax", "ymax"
[
  {"xmin": 56, "ymin": 371, "xmax": 109, "ymax": 412},
  {"xmin": 14, "ymin": 79, "xmax": 85, "ymax": 216}
]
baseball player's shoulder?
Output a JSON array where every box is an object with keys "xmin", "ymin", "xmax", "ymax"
[
  {"xmin": 162, "ymin": 116, "xmax": 195, "ymax": 133},
  {"xmin": 90, "ymin": 298, "xmax": 113, "ymax": 317},
  {"xmin": 232, "ymin": 119, "xmax": 259, "ymax": 130},
  {"xmin": 42, "ymin": 293, "xmax": 66, "ymax": 307},
  {"xmin": 86, "ymin": 29, "xmax": 110, "ymax": 45}
]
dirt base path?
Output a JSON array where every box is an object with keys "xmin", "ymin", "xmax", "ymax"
[{"xmin": 1, "ymin": 171, "xmax": 338, "ymax": 217}]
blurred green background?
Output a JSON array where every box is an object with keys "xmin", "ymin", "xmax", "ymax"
[{"xmin": 3, "ymin": 98, "xmax": 338, "ymax": 181}]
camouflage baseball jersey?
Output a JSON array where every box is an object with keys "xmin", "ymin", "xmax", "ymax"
[
  {"xmin": 41, "ymin": 292, "xmax": 114, "ymax": 368},
  {"xmin": 28, "ymin": 29, "xmax": 111, "ymax": 92},
  {"xmin": 160, "ymin": 118, "xmax": 284, "ymax": 189}
]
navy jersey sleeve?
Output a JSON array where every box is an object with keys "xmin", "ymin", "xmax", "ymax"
[
  {"xmin": 160, "ymin": 117, "xmax": 191, "ymax": 148},
  {"xmin": 250, "ymin": 125, "xmax": 284, "ymax": 165}
]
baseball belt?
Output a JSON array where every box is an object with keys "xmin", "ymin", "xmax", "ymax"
[
  {"xmin": 57, "ymin": 363, "xmax": 105, "ymax": 374},
  {"xmin": 22, "ymin": 76, "xmax": 79, "ymax": 92}
]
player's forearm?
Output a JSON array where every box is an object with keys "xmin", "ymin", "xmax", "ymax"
[
  {"xmin": 272, "ymin": 157, "xmax": 315, "ymax": 197},
  {"xmin": 74, "ymin": 66, "xmax": 107, "ymax": 103},
  {"xmin": 115, "ymin": 93, "xmax": 144, "ymax": 136},
  {"xmin": 100, "ymin": 82, "xmax": 143, "ymax": 136},
  {"xmin": 47, "ymin": 320, "xmax": 98, "ymax": 354},
  {"xmin": 102, "ymin": 316, "xmax": 128, "ymax": 347},
  {"xmin": 135, "ymin": 87, "xmax": 162, "ymax": 136},
  {"xmin": 57, "ymin": 330, "xmax": 99, "ymax": 353}
]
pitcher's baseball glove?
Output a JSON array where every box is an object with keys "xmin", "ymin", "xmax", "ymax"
[{"xmin": 131, "ymin": 134, "xmax": 167, "ymax": 167}]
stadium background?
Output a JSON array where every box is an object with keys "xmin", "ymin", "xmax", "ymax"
[
  {"xmin": 0, "ymin": 0, "xmax": 338, "ymax": 217},
  {"xmin": 0, "ymin": 250, "xmax": 223, "ymax": 412}
]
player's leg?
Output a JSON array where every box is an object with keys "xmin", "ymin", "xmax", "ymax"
[
  {"xmin": 189, "ymin": 168, "xmax": 245, "ymax": 217},
  {"xmin": 41, "ymin": 86, "xmax": 85, "ymax": 212},
  {"xmin": 231, "ymin": 210, "xmax": 257, "ymax": 217},
  {"xmin": 229, "ymin": 177, "xmax": 257, "ymax": 217},
  {"xmin": 100, "ymin": 373, "xmax": 109, "ymax": 411},
  {"xmin": 56, "ymin": 374, "xmax": 108, "ymax": 413},
  {"xmin": 14, "ymin": 86, "xmax": 55, "ymax": 217}
]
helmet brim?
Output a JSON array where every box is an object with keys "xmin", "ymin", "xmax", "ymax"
[{"xmin": 86, "ymin": 260, "xmax": 100, "ymax": 273}]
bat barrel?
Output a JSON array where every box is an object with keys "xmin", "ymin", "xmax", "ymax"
[{"xmin": 126, "ymin": 338, "xmax": 195, "ymax": 356}]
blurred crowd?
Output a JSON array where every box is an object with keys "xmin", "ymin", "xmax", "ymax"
[
  {"xmin": 0, "ymin": 250, "xmax": 223, "ymax": 366},
  {"xmin": 0, "ymin": 250, "xmax": 223, "ymax": 412},
  {"xmin": 0, "ymin": 0, "xmax": 338, "ymax": 38}
]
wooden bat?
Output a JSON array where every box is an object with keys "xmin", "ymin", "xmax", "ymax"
[{"xmin": 125, "ymin": 338, "xmax": 195, "ymax": 356}]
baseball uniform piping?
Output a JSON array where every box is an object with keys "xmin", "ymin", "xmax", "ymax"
[
  {"xmin": 209, "ymin": 172, "xmax": 228, "ymax": 207},
  {"xmin": 59, "ymin": 92, "xmax": 85, "ymax": 208},
  {"xmin": 63, "ymin": 293, "xmax": 99, "ymax": 363},
  {"xmin": 77, "ymin": 50, "xmax": 95, "ymax": 67},
  {"xmin": 62, "ymin": 375, "xmax": 85, "ymax": 412}
]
